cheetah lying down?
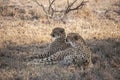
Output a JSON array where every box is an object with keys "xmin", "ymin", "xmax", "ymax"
[
  {"xmin": 33, "ymin": 33, "xmax": 93, "ymax": 70},
  {"xmin": 27, "ymin": 27, "xmax": 71, "ymax": 60}
]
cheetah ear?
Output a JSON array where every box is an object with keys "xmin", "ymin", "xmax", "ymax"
[
  {"xmin": 60, "ymin": 28, "xmax": 65, "ymax": 33},
  {"xmin": 74, "ymin": 35, "xmax": 79, "ymax": 40}
]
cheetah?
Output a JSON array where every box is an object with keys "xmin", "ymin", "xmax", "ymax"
[
  {"xmin": 39, "ymin": 33, "xmax": 93, "ymax": 71},
  {"xmin": 38, "ymin": 33, "xmax": 87, "ymax": 64},
  {"xmin": 65, "ymin": 33, "xmax": 93, "ymax": 70},
  {"xmin": 28, "ymin": 27, "xmax": 71, "ymax": 60}
]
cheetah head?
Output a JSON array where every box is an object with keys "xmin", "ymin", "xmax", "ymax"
[
  {"xmin": 50, "ymin": 27, "xmax": 66, "ymax": 39},
  {"xmin": 65, "ymin": 33, "xmax": 81, "ymax": 47}
]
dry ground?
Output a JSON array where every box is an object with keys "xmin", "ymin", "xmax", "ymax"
[{"xmin": 0, "ymin": 0, "xmax": 120, "ymax": 80}]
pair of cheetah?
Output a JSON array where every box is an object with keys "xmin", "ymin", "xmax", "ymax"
[{"xmin": 29, "ymin": 27, "xmax": 93, "ymax": 71}]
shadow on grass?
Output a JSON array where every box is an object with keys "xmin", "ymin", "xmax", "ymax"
[{"xmin": 0, "ymin": 38, "xmax": 120, "ymax": 80}]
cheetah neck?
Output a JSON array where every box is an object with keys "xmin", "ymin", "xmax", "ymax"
[
  {"xmin": 73, "ymin": 41, "xmax": 87, "ymax": 52},
  {"xmin": 55, "ymin": 37, "xmax": 66, "ymax": 42}
]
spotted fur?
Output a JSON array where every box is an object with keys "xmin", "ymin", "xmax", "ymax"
[
  {"xmin": 38, "ymin": 33, "xmax": 89, "ymax": 66},
  {"xmin": 39, "ymin": 48, "xmax": 74, "ymax": 63},
  {"xmin": 28, "ymin": 27, "xmax": 71, "ymax": 60},
  {"xmin": 65, "ymin": 33, "xmax": 93, "ymax": 70}
]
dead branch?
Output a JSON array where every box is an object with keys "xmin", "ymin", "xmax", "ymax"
[
  {"xmin": 33, "ymin": 0, "xmax": 88, "ymax": 22},
  {"xmin": 65, "ymin": 0, "xmax": 88, "ymax": 14},
  {"xmin": 34, "ymin": 0, "xmax": 47, "ymax": 14},
  {"xmin": 48, "ymin": 0, "xmax": 55, "ymax": 13}
]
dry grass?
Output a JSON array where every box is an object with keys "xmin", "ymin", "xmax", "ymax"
[{"xmin": 0, "ymin": 0, "xmax": 120, "ymax": 80}]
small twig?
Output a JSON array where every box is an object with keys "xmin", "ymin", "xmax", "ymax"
[
  {"xmin": 48, "ymin": 0, "xmax": 56, "ymax": 13},
  {"xmin": 34, "ymin": 0, "xmax": 48, "ymax": 14},
  {"xmin": 65, "ymin": 0, "xmax": 88, "ymax": 14}
]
